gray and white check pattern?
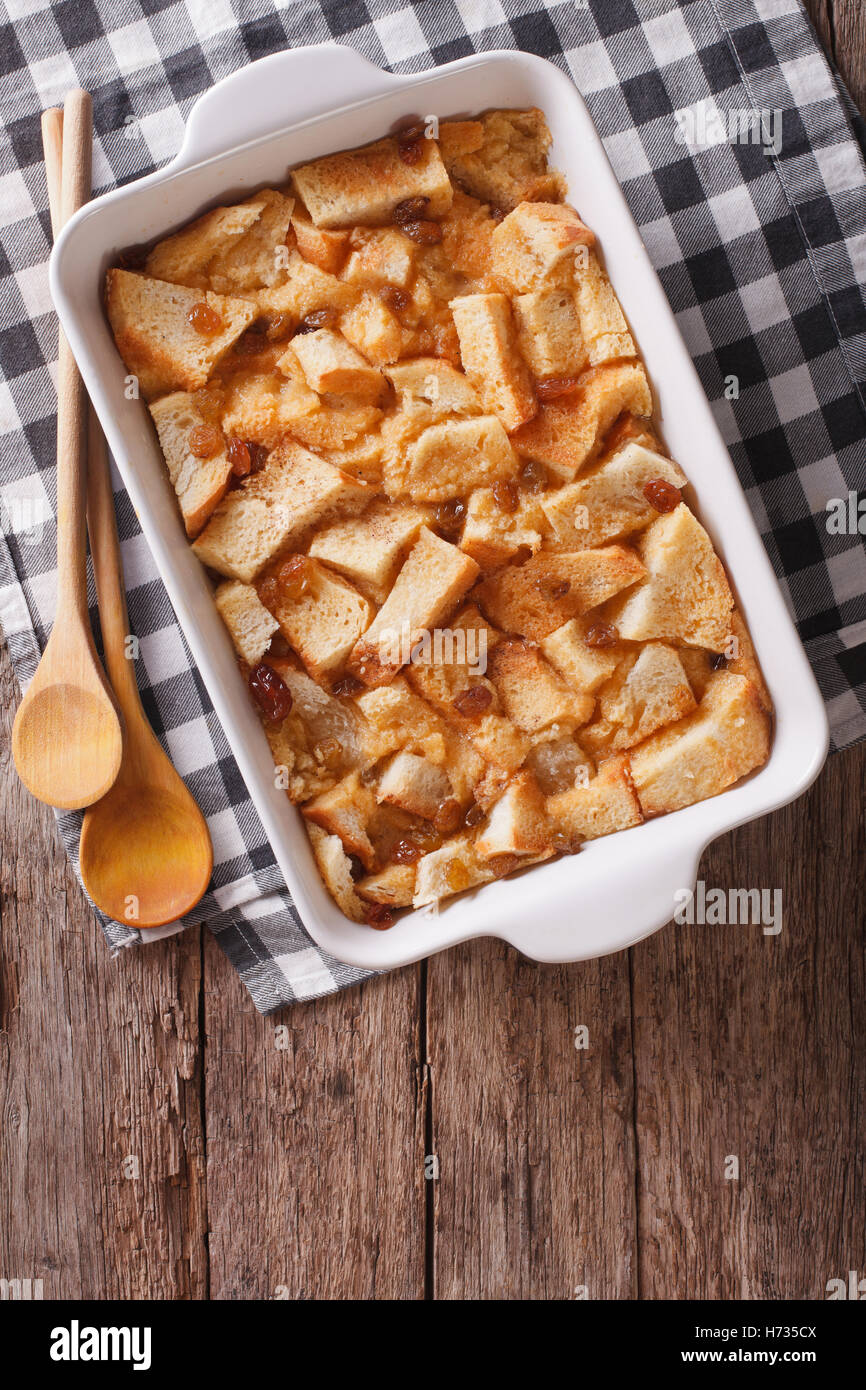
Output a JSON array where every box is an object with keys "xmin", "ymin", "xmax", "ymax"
[{"xmin": 1, "ymin": 0, "xmax": 864, "ymax": 1014}]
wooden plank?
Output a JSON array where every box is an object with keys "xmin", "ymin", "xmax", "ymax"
[
  {"xmin": 427, "ymin": 942, "xmax": 636, "ymax": 1300},
  {"xmin": 631, "ymin": 744, "xmax": 866, "ymax": 1298},
  {"xmin": 203, "ymin": 932, "xmax": 426, "ymax": 1300},
  {"xmin": 806, "ymin": 1, "xmax": 866, "ymax": 117},
  {"xmin": 0, "ymin": 642, "xmax": 208, "ymax": 1298}
]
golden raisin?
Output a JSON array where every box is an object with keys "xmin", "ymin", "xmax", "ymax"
[
  {"xmin": 536, "ymin": 375, "xmax": 581, "ymax": 401},
  {"xmin": 433, "ymin": 799, "xmax": 462, "ymax": 835},
  {"xmin": 266, "ymin": 313, "xmax": 294, "ymax": 341},
  {"xmin": 248, "ymin": 663, "xmax": 292, "ymax": 722},
  {"xmin": 187, "ymin": 302, "xmax": 222, "ymax": 335},
  {"xmin": 248, "ymin": 442, "xmax": 268, "ymax": 474},
  {"xmin": 433, "ymin": 497, "xmax": 466, "ymax": 536},
  {"xmin": 393, "ymin": 196, "xmax": 430, "ymax": 222},
  {"xmin": 400, "ymin": 219, "xmax": 443, "ymax": 245},
  {"xmin": 643, "ymin": 477, "xmax": 681, "ymax": 513},
  {"xmin": 295, "ymin": 307, "xmax": 337, "ymax": 335},
  {"xmin": 453, "ymin": 685, "xmax": 493, "ymax": 718},
  {"xmin": 192, "ymin": 385, "xmax": 224, "ymax": 420},
  {"xmin": 226, "ymin": 436, "xmax": 251, "ymax": 477},
  {"xmin": 188, "ymin": 423, "xmax": 223, "ymax": 458},
  {"xmin": 276, "ymin": 554, "xmax": 310, "ymax": 600},
  {"xmin": 332, "ymin": 675, "xmax": 364, "ymax": 697},
  {"xmin": 518, "ymin": 458, "xmax": 548, "ymax": 493},
  {"xmin": 379, "ymin": 284, "xmax": 410, "ymax": 313},
  {"xmin": 365, "ymin": 903, "xmax": 396, "ymax": 929},
  {"xmin": 390, "ymin": 838, "xmax": 423, "ymax": 866},
  {"xmin": 396, "ymin": 125, "xmax": 426, "ymax": 164},
  {"xmin": 492, "ymin": 479, "xmax": 519, "ymax": 513},
  {"xmin": 585, "ymin": 622, "xmax": 618, "ymax": 648},
  {"xmin": 463, "ymin": 802, "xmax": 485, "ymax": 829},
  {"xmin": 446, "ymin": 859, "xmax": 471, "ymax": 892}
]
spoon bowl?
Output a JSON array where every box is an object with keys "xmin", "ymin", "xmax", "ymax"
[
  {"xmin": 80, "ymin": 730, "xmax": 213, "ymax": 927},
  {"xmin": 12, "ymin": 632, "xmax": 122, "ymax": 809}
]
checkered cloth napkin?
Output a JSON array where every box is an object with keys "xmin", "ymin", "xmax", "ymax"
[{"xmin": 1, "ymin": 0, "xmax": 864, "ymax": 1014}]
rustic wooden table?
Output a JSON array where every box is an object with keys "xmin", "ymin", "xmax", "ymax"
[{"xmin": 1, "ymin": 0, "xmax": 864, "ymax": 1302}]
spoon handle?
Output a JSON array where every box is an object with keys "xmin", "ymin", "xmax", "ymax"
[
  {"xmin": 52, "ymin": 90, "xmax": 92, "ymax": 624},
  {"xmin": 43, "ymin": 107, "xmax": 142, "ymax": 716}
]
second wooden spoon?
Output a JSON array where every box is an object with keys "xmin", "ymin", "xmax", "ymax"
[{"xmin": 42, "ymin": 105, "xmax": 213, "ymax": 928}]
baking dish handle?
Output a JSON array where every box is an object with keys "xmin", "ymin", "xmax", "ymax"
[
  {"xmin": 501, "ymin": 825, "xmax": 708, "ymax": 963},
  {"xmin": 174, "ymin": 43, "xmax": 395, "ymax": 171}
]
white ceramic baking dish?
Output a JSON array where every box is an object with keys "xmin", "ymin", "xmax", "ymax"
[{"xmin": 51, "ymin": 43, "xmax": 829, "ymax": 970}]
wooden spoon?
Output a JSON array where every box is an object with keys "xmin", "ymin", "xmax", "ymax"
[
  {"xmin": 42, "ymin": 105, "xmax": 213, "ymax": 927},
  {"xmin": 11, "ymin": 91, "xmax": 123, "ymax": 809}
]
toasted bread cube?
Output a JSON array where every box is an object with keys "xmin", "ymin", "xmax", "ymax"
[
  {"xmin": 214, "ymin": 580, "xmax": 279, "ymax": 665},
  {"xmin": 308, "ymin": 500, "xmax": 430, "ymax": 604},
  {"xmin": 376, "ymin": 752, "xmax": 453, "ymax": 821},
  {"xmin": 450, "ymin": 293, "xmax": 537, "ymax": 432},
  {"xmin": 343, "ymin": 228, "xmax": 416, "ymax": 289},
  {"xmin": 512, "ymin": 287, "xmax": 588, "ymax": 379},
  {"xmin": 302, "ymin": 771, "xmax": 380, "ymax": 870},
  {"xmin": 385, "ymin": 358, "xmax": 481, "ymax": 416},
  {"xmin": 441, "ymin": 109, "xmax": 561, "ymax": 211},
  {"xmin": 541, "ymin": 617, "xmax": 627, "ymax": 693},
  {"xmin": 257, "ymin": 249, "xmax": 359, "ymax": 320},
  {"xmin": 605, "ymin": 504, "xmax": 733, "ymax": 653},
  {"xmin": 288, "ymin": 401, "xmax": 383, "ymax": 452},
  {"xmin": 476, "ymin": 771, "xmax": 550, "ymax": 859},
  {"xmin": 291, "ymin": 328, "xmax": 384, "ymax": 402},
  {"xmin": 676, "ymin": 646, "xmax": 714, "ymax": 701},
  {"xmin": 291, "ymin": 203, "xmax": 350, "ymax": 273},
  {"xmin": 582, "ymin": 643, "xmax": 697, "ymax": 758},
  {"xmin": 220, "ymin": 364, "xmax": 321, "ymax": 448},
  {"xmin": 144, "ymin": 200, "xmax": 265, "ymax": 287},
  {"xmin": 340, "ymin": 293, "xmax": 403, "ymax": 366},
  {"xmin": 486, "ymin": 639, "xmax": 595, "ymax": 733},
  {"xmin": 306, "ymin": 823, "xmax": 367, "ymax": 921},
  {"xmin": 292, "ymin": 135, "xmax": 453, "ymax": 228},
  {"xmin": 525, "ymin": 731, "xmax": 594, "ymax": 796},
  {"xmin": 491, "ymin": 201, "xmax": 595, "ymax": 294},
  {"xmin": 320, "ymin": 431, "xmax": 386, "ymax": 484},
  {"xmin": 192, "ymin": 440, "xmax": 371, "ymax": 583},
  {"xmin": 439, "ymin": 189, "xmax": 497, "ymax": 281},
  {"xmin": 208, "ymin": 189, "xmax": 295, "ymax": 294},
  {"xmin": 511, "ymin": 362, "xmax": 652, "ymax": 478},
  {"xmin": 258, "ymin": 557, "xmax": 374, "ymax": 681},
  {"xmin": 356, "ymin": 863, "xmax": 417, "ymax": 908},
  {"xmin": 407, "ymin": 611, "xmax": 530, "ymax": 776},
  {"xmin": 261, "ymin": 659, "xmax": 366, "ymax": 802},
  {"xmin": 574, "ymin": 252, "xmax": 636, "ymax": 364},
  {"xmin": 476, "ymin": 546, "xmax": 646, "ymax": 642},
  {"xmin": 347, "ymin": 527, "xmax": 480, "ymax": 687},
  {"xmin": 727, "ymin": 610, "xmax": 772, "ymax": 712},
  {"xmin": 540, "ymin": 443, "xmax": 688, "ymax": 550},
  {"xmin": 548, "ymin": 753, "xmax": 643, "ymax": 840},
  {"xmin": 629, "ymin": 673, "xmax": 771, "ymax": 815},
  {"xmin": 148, "ymin": 391, "xmax": 232, "ymax": 537},
  {"xmin": 402, "ymin": 416, "xmax": 519, "ymax": 502},
  {"xmin": 413, "ymin": 835, "xmax": 497, "ymax": 908},
  {"xmin": 105, "ymin": 270, "xmax": 258, "ymax": 400},
  {"xmin": 459, "ymin": 486, "xmax": 545, "ymax": 571}
]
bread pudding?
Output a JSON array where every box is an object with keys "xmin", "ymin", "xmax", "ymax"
[{"xmin": 105, "ymin": 108, "xmax": 772, "ymax": 928}]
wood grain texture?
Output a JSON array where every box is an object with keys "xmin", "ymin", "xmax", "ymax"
[
  {"xmin": 805, "ymin": 0, "xmax": 866, "ymax": 115},
  {"xmin": 202, "ymin": 932, "xmax": 426, "ymax": 1300},
  {"xmin": 0, "ymin": 643, "xmax": 207, "ymax": 1298},
  {"xmin": 426, "ymin": 945, "xmax": 637, "ymax": 1299},
  {"xmin": 631, "ymin": 744, "xmax": 866, "ymax": 1298}
]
